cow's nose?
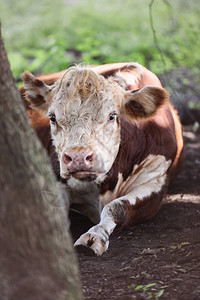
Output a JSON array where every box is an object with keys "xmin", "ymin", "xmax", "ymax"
[{"xmin": 63, "ymin": 149, "xmax": 95, "ymax": 172}]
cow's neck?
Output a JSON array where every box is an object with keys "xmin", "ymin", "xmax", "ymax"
[{"xmin": 99, "ymin": 117, "xmax": 146, "ymax": 194}]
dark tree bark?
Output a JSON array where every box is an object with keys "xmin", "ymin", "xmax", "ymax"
[{"xmin": 0, "ymin": 26, "xmax": 82, "ymax": 300}]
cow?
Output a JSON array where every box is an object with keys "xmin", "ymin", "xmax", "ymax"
[{"xmin": 21, "ymin": 62, "xmax": 183, "ymax": 256}]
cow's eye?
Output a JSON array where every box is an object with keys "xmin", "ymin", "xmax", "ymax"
[
  {"xmin": 49, "ymin": 114, "xmax": 56, "ymax": 123},
  {"xmin": 108, "ymin": 113, "xmax": 117, "ymax": 122}
]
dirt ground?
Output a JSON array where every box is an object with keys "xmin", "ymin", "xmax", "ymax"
[{"xmin": 70, "ymin": 124, "xmax": 200, "ymax": 300}]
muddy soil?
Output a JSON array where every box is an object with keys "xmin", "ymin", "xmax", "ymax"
[{"xmin": 70, "ymin": 124, "xmax": 200, "ymax": 300}]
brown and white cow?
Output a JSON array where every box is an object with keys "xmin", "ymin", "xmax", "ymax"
[{"xmin": 22, "ymin": 62, "xmax": 183, "ymax": 256}]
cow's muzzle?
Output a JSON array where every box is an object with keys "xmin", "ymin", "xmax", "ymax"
[{"xmin": 62, "ymin": 147, "xmax": 97, "ymax": 181}]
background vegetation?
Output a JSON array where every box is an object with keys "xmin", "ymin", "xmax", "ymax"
[{"xmin": 1, "ymin": 0, "xmax": 200, "ymax": 111}]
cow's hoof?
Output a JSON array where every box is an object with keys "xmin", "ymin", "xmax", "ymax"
[
  {"xmin": 74, "ymin": 233, "xmax": 107, "ymax": 256},
  {"xmin": 75, "ymin": 244, "xmax": 96, "ymax": 256}
]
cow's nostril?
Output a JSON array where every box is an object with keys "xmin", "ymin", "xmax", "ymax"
[
  {"xmin": 63, "ymin": 154, "xmax": 73, "ymax": 165},
  {"xmin": 85, "ymin": 153, "xmax": 94, "ymax": 162},
  {"xmin": 62, "ymin": 149, "xmax": 95, "ymax": 171}
]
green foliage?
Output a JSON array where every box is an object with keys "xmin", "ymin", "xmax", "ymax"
[
  {"xmin": 1, "ymin": 0, "xmax": 200, "ymax": 80},
  {"xmin": 128, "ymin": 283, "xmax": 164, "ymax": 299}
]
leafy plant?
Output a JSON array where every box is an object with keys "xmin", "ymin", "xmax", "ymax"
[{"xmin": 128, "ymin": 283, "xmax": 164, "ymax": 299}]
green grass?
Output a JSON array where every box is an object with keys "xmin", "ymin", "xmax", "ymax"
[{"xmin": 1, "ymin": 0, "xmax": 200, "ymax": 80}]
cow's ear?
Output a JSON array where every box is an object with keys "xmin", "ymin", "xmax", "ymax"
[
  {"xmin": 122, "ymin": 86, "xmax": 169, "ymax": 120},
  {"xmin": 22, "ymin": 71, "xmax": 52, "ymax": 112}
]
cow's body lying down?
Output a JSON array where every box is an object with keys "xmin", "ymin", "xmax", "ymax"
[{"xmin": 22, "ymin": 62, "xmax": 183, "ymax": 256}]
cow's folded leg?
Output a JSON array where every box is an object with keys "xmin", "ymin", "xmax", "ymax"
[
  {"xmin": 74, "ymin": 189, "xmax": 166, "ymax": 256},
  {"xmin": 74, "ymin": 198, "xmax": 136, "ymax": 255}
]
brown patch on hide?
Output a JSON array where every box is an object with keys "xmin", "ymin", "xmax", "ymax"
[
  {"xmin": 115, "ymin": 186, "xmax": 167, "ymax": 230},
  {"xmin": 100, "ymin": 102, "xmax": 178, "ymax": 195},
  {"xmin": 26, "ymin": 109, "xmax": 49, "ymax": 131},
  {"xmin": 27, "ymin": 94, "xmax": 46, "ymax": 107}
]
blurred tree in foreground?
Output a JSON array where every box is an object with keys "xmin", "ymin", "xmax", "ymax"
[{"xmin": 0, "ymin": 25, "xmax": 82, "ymax": 300}]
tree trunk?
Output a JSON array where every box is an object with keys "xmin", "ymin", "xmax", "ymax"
[{"xmin": 0, "ymin": 26, "xmax": 82, "ymax": 300}]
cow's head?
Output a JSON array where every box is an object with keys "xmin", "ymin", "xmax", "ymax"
[{"xmin": 22, "ymin": 66, "xmax": 168, "ymax": 185}]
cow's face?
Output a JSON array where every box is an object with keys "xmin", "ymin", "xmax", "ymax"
[{"xmin": 23, "ymin": 66, "xmax": 168, "ymax": 184}]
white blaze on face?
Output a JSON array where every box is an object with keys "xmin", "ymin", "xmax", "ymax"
[{"xmin": 47, "ymin": 67, "xmax": 124, "ymax": 182}]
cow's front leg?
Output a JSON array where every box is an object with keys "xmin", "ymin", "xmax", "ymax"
[
  {"xmin": 74, "ymin": 199, "xmax": 123, "ymax": 256},
  {"xmin": 74, "ymin": 195, "xmax": 153, "ymax": 255},
  {"xmin": 74, "ymin": 191, "xmax": 163, "ymax": 256}
]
